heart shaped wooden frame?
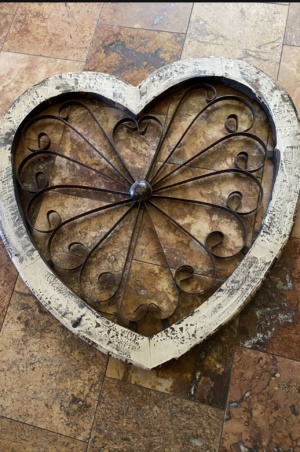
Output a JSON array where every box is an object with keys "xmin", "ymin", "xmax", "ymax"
[{"xmin": 0, "ymin": 57, "xmax": 299, "ymax": 369}]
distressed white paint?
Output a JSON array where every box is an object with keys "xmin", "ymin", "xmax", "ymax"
[{"xmin": 0, "ymin": 57, "xmax": 299, "ymax": 369}]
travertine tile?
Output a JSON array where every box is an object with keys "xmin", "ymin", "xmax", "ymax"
[
  {"xmin": 238, "ymin": 238, "xmax": 300, "ymax": 361},
  {"xmin": 284, "ymin": 2, "xmax": 300, "ymax": 46},
  {"xmin": 14, "ymin": 274, "xmax": 31, "ymax": 294},
  {"xmin": 107, "ymin": 317, "xmax": 238, "ymax": 409},
  {"xmin": 88, "ymin": 378, "xmax": 224, "ymax": 452},
  {"xmin": 54, "ymin": 103, "xmax": 139, "ymax": 189},
  {"xmin": 0, "ymin": 242, "xmax": 18, "ymax": 330},
  {"xmin": 157, "ymin": 83, "xmax": 269, "ymax": 173},
  {"xmin": 84, "ymin": 26, "xmax": 184, "ymax": 86},
  {"xmin": 0, "ymin": 52, "xmax": 83, "ymax": 117},
  {"xmin": 0, "ymin": 3, "xmax": 18, "ymax": 14},
  {"xmin": 134, "ymin": 165, "xmax": 258, "ymax": 280},
  {"xmin": 0, "ymin": 291, "xmax": 107, "ymax": 441},
  {"xmin": 0, "ymin": 14, "xmax": 13, "ymax": 49},
  {"xmin": 182, "ymin": 3, "xmax": 288, "ymax": 79},
  {"xmin": 3, "ymin": 3, "xmax": 103, "ymax": 60},
  {"xmin": 278, "ymin": 45, "xmax": 300, "ymax": 120},
  {"xmin": 0, "ymin": 416, "xmax": 87, "ymax": 452},
  {"xmin": 220, "ymin": 347, "xmax": 300, "ymax": 451},
  {"xmin": 100, "ymin": 3, "xmax": 193, "ymax": 33}
]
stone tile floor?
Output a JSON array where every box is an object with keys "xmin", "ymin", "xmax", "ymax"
[{"xmin": 0, "ymin": 3, "xmax": 300, "ymax": 451}]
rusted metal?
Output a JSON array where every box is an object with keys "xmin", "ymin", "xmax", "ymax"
[{"xmin": 15, "ymin": 83, "xmax": 268, "ymax": 332}]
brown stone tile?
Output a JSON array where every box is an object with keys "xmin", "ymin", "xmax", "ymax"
[
  {"xmin": 100, "ymin": 3, "xmax": 193, "ymax": 33},
  {"xmin": 238, "ymin": 238, "xmax": 300, "ymax": 361},
  {"xmin": 0, "ymin": 242, "xmax": 18, "ymax": 330},
  {"xmin": 220, "ymin": 347, "xmax": 300, "ymax": 451},
  {"xmin": 0, "ymin": 14, "xmax": 13, "ymax": 49},
  {"xmin": 54, "ymin": 102, "xmax": 151, "ymax": 189},
  {"xmin": 14, "ymin": 274, "xmax": 31, "ymax": 294},
  {"xmin": 0, "ymin": 416, "xmax": 86, "ymax": 452},
  {"xmin": 24, "ymin": 104, "xmax": 67, "ymax": 145},
  {"xmin": 107, "ymin": 317, "xmax": 238, "ymax": 409},
  {"xmin": 30, "ymin": 190, "xmax": 135, "ymax": 317},
  {"xmin": 158, "ymin": 83, "xmax": 270, "ymax": 173},
  {"xmin": 3, "ymin": 3, "xmax": 103, "ymax": 60},
  {"xmin": 133, "ymin": 165, "xmax": 258, "ymax": 280},
  {"xmin": 182, "ymin": 3, "xmax": 288, "ymax": 80},
  {"xmin": 84, "ymin": 25, "xmax": 184, "ymax": 86},
  {"xmin": 88, "ymin": 378, "xmax": 224, "ymax": 452},
  {"xmin": 0, "ymin": 3, "xmax": 18, "ymax": 14},
  {"xmin": 0, "ymin": 291, "xmax": 107, "ymax": 441},
  {"xmin": 0, "ymin": 52, "xmax": 83, "ymax": 117},
  {"xmin": 284, "ymin": 3, "xmax": 300, "ymax": 46},
  {"xmin": 119, "ymin": 257, "xmax": 224, "ymax": 336},
  {"xmin": 278, "ymin": 45, "xmax": 300, "ymax": 119}
]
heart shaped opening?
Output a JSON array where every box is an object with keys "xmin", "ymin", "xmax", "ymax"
[{"xmin": 14, "ymin": 77, "xmax": 273, "ymax": 338}]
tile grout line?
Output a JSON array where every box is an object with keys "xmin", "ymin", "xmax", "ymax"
[
  {"xmin": 280, "ymin": 42, "xmax": 300, "ymax": 49},
  {"xmin": 217, "ymin": 344, "xmax": 237, "ymax": 452},
  {"xmin": 276, "ymin": 2, "xmax": 290, "ymax": 81},
  {"xmin": 0, "ymin": 250, "xmax": 18, "ymax": 335},
  {"xmin": 0, "ymin": 414, "xmax": 88, "ymax": 445},
  {"xmin": 105, "ymin": 375, "xmax": 224, "ymax": 413},
  {"xmin": 94, "ymin": 22, "xmax": 189, "ymax": 36},
  {"xmin": 239, "ymin": 344, "xmax": 300, "ymax": 365},
  {"xmin": 0, "ymin": 2, "xmax": 20, "ymax": 52},
  {"xmin": 83, "ymin": 2, "xmax": 105, "ymax": 71},
  {"xmin": 180, "ymin": 2, "xmax": 194, "ymax": 60},
  {"xmin": 86, "ymin": 358, "xmax": 110, "ymax": 452},
  {"xmin": 1, "ymin": 49, "xmax": 85, "ymax": 63}
]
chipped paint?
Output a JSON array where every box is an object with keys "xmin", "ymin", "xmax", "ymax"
[{"xmin": 0, "ymin": 58, "xmax": 299, "ymax": 369}]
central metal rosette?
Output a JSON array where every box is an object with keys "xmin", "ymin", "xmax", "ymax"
[
  {"xmin": 130, "ymin": 181, "xmax": 152, "ymax": 202},
  {"xmin": 14, "ymin": 79, "xmax": 269, "ymax": 336}
]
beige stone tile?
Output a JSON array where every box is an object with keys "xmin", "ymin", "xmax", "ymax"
[
  {"xmin": 0, "ymin": 52, "xmax": 83, "ymax": 117},
  {"xmin": 220, "ymin": 347, "xmax": 300, "ymax": 451},
  {"xmin": 88, "ymin": 378, "xmax": 224, "ymax": 452},
  {"xmin": 0, "ymin": 14, "xmax": 13, "ymax": 49},
  {"xmin": 84, "ymin": 25, "xmax": 185, "ymax": 86},
  {"xmin": 100, "ymin": 3, "xmax": 193, "ymax": 33},
  {"xmin": 182, "ymin": 3, "xmax": 288, "ymax": 79},
  {"xmin": 0, "ymin": 291, "xmax": 107, "ymax": 441},
  {"xmin": 284, "ymin": 2, "xmax": 300, "ymax": 46},
  {"xmin": 0, "ymin": 242, "xmax": 18, "ymax": 330},
  {"xmin": 278, "ymin": 45, "xmax": 300, "ymax": 120},
  {"xmin": 0, "ymin": 3, "xmax": 18, "ymax": 14},
  {"xmin": 3, "ymin": 3, "xmax": 103, "ymax": 60},
  {"xmin": 106, "ymin": 317, "xmax": 238, "ymax": 409},
  {"xmin": 0, "ymin": 416, "xmax": 87, "ymax": 452}
]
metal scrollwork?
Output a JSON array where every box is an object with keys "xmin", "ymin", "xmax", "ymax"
[{"xmin": 15, "ymin": 82, "xmax": 268, "ymax": 332}]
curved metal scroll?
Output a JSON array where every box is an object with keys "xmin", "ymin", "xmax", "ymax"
[{"xmin": 15, "ymin": 82, "xmax": 270, "ymax": 332}]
